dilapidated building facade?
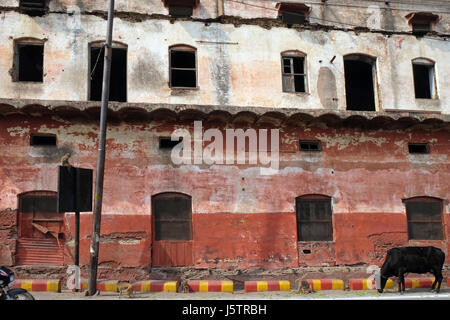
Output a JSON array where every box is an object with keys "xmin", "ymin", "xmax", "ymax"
[{"xmin": 0, "ymin": 0, "xmax": 449, "ymax": 280}]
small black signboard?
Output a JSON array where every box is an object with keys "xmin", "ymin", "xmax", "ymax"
[{"xmin": 57, "ymin": 166, "xmax": 93, "ymax": 213}]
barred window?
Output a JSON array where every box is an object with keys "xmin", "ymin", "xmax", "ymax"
[
  {"xmin": 152, "ymin": 193, "xmax": 192, "ymax": 241},
  {"xmin": 296, "ymin": 195, "xmax": 333, "ymax": 241},
  {"xmin": 405, "ymin": 197, "xmax": 443, "ymax": 240}
]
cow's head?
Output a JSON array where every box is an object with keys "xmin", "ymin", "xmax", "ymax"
[{"xmin": 377, "ymin": 252, "xmax": 393, "ymax": 293}]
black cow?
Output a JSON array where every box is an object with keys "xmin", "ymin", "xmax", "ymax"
[{"xmin": 378, "ymin": 246, "xmax": 445, "ymax": 293}]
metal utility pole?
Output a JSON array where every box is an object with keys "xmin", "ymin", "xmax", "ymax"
[{"xmin": 87, "ymin": 0, "xmax": 115, "ymax": 296}]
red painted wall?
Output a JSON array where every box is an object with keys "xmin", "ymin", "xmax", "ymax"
[{"xmin": 0, "ymin": 115, "xmax": 449, "ymax": 268}]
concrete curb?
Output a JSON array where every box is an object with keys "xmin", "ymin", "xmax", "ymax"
[
  {"xmin": 245, "ymin": 280, "xmax": 290, "ymax": 292},
  {"xmin": 188, "ymin": 280, "xmax": 233, "ymax": 292},
  {"xmin": 307, "ymin": 279, "xmax": 345, "ymax": 291},
  {"xmin": 11, "ymin": 279, "xmax": 61, "ymax": 292},
  {"xmin": 80, "ymin": 280, "xmax": 118, "ymax": 292},
  {"xmin": 349, "ymin": 278, "xmax": 436, "ymax": 290},
  {"xmin": 133, "ymin": 280, "xmax": 177, "ymax": 292}
]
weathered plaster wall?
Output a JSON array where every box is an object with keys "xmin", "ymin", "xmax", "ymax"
[
  {"xmin": 0, "ymin": 116, "xmax": 449, "ymax": 268},
  {"xmin": 0, "ymin": 4, "xmax": 448, "ymax": 113}
]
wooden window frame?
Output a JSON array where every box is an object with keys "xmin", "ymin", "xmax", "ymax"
[
  {"xmin": 281, "ymin": 51, "xmax": 308, "ymax": 93},
  {"xmin": 403, "ymin": 197, "xmax": 444, "ymax": 241},
  {"xmin": 152, "ymin": 192, "xmax": 192, "ymax": 241},
  {"xmin": 169, "ymin": 45, "xmax": 198, "ymax": 89},
  {"xmin": 412, "ymin": 58, "xmax": 437, "ymax": 100},
  {"xmin": 296, "ymin": 195, "xmax": 333, "ymax": 242},
  {"xmin": 13, "ymin": 38, "xmax": 45, "ymax": 83}
]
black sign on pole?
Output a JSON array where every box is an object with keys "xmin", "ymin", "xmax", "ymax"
[
  {"xmin": 57, "ymin": 166, "xmax": 93, "ymax": 291},
  {"xmin": 58, "ymin": 167, "xmax": 93, "ymax": 213}
]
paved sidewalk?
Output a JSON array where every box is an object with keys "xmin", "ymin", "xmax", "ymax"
[{"xmin": 29, "ymin": 287, "xmax": 450, "ymax": 300}]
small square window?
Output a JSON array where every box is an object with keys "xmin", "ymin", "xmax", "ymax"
[
  {"xmin": 408, "ymin": 143, "xmax": 429, "ymax": 154},
  {"xmin": 299, "ymin": 140, "xmax": 321, "ymax": 152}
]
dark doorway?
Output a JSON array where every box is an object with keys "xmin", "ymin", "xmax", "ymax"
[
  {"xmin": 89, "ymin": 46, "xmax": 127, "ymax": 102},
  {"xmin": 344, "ymin": 57, "xmax": 376, "ymax": 111},
  {"xmin": 16, "ymin": 191, "xmax": 65, "ymax": 266}
]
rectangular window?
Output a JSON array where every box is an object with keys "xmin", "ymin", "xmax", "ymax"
[
  {"xmin": 170, "ymin": 48, "xmax": 197, "ymax": 88},
  {"xmin": 30, "ymin": 134, "xmax": 57, "ymax": 146},
  {"xmin": 153, "ymin": 194, "xmax": 192, "ymax": 241},
  {"xmin": 90, "ymin": 46, "xmax": 127, "ymax": 102},
  {"xmin": 20, "ymin": 0, "xmax": 46, "ymax": 16},
  {"xmin": 412, "ymin": 22, "xmax": 431, "ymax": 34},
  {"xmin": 413, "ymin": 62, "xmax": 435, "ymax": 99},
  {"xmin": 282, "ymin": 56, "xmax": 306, "ymax": 93},
  {"xmin": 296, "ymin": 197, "xmax": 333, "ymax": 241},
  {"xmin": 408, "ymin": 143, "xmax": 429, "ymax": 154},
  {"xmin": 299, "ymin": 140, "xmax": 321, "ymax": 152},
  {"xmin": 14, "ymin": 42, "xmax": 44, "ymax": 82},
  {"xmin": 281, "ymin": 12, "xmax": 306, "ymax": 25},
  {"xmin": 159, "ymin": 137, "xmax": 183, "ymax": 150},
  {"xmin": 169, "ymin": 6, "xmax": 193, "ymax": 17},
  {"xmin": 405, "ymin": 200, "xmax": 443, "ymax": 240}
]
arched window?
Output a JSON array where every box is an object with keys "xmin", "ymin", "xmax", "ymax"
[
  {"xmin": 343, "ymin": 54, "xmax": 377, "ymax": 111},
  {"xmin": 412, "ymin": 58, "xmax": 437, "ymax": 99},
  {"xmin": 296, "ymin": 194, "xmax": 333, "ymax": 241},
  {"xmin": 403, "ymin": 196, "xmax": 443, "ymax": 240},
  {"xmin": 281, "ymin": 50, "xmax": 307, "ymax": 93},
  {"xmin": 152, "ymin": 192, "xmax": 192, "ymax": 241},
  {"xmin": 169, "ymin": 45, "xmax": 197, "ymax": 88}
]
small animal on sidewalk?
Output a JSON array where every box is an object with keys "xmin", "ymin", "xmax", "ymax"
[
  {"xmin": 117, "ymin": 281, "xmax": 134, "ymax": 298},
  {"xmin": 296, "ymin": 279, "xmax": 313, "ymax": 294},
  {"xmin": 178, "ymin": 280, "xmax": 190, "ymax": 293}
]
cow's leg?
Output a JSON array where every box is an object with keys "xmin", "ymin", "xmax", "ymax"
[
  {"xmin": 434, "ymin": 271, "xmax": 443, "ymax": 293},
  {"xmin": 398, "ymin": 270, "xmax": 405, "ymax": 294},
  {"xmin": 431, "ymin": 271, "xmax": 437, "ymax": 291}
]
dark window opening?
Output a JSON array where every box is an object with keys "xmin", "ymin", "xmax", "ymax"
[
  {"xmin": 19, "ymin": 0, "xmax": 47, "ymax": 16},
  {"xmin": 344, "ymin": 59, "xmax": 376, "ymax": 111},
  {"xmin": 153, "ymin": 193, "xmax": 192, "ymax": 241},
  {"xmin": 15, "ymin": 43, "xmax": 44, "ymax": 82},
  {"xmin": 90, "ymin": 46, "xmax": 127, "ymax": 102},
  {"xmin": 412, "ymin": 22, "xmax": 431, "ymax": 34},
  {"xmin": 282, "ymin": 56, "xmax": 306, "ymax": 93},
  {"xmin": 170, "ymin": 48, "xmax": 197, "ymax": 88},
  {"xmin": 276, "ymin": 2, "xmax": 310, "ymax": 26},
  {"xmin": 159, "ymin": 137, "xmax": 183, "ymax": 149},
  {"xmin": 299, "ymin": 140, "xmax": 321, "ymax": 152},
  {"xmin": 281, "ymin": 12, "xmax": 306, "ymax": 25},
  {"xmin": 20, "ymin": 193, "xmax": 57, "ymax": 214},
  {"xmin": 413, "ymin": 62, "xmax": 434, "ymax": 99},
  {"xmin": 30, "ymin": 134, "xmax": 56, "ymax": 146},
  {"xmin": 296, "ymin": 197, "xmax": 333, "ymax": 241},
  {"xmin": 405, "ymin": 198, "xmax": 443, "ymax": 240},
  {"xmin": 408, "ymin": 143, "xmax": 429, "ymax": 154},
  {"xmin": 169, "ymin": 6, "xmax": 193, "ymax": 17}
]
